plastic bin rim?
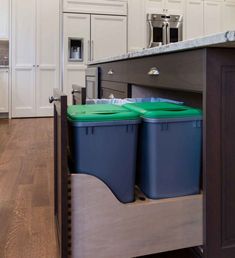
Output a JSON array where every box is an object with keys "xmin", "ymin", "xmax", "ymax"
[
  {"xmin": 143, "ymin": 116, "xmax": 203, "ymax": 123},
  {"xmin": 68, "ymin": 118, "xmax": 141, "ymax": 127}
]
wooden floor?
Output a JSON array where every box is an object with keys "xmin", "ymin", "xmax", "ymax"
[
  {"xmin": 0, "ymin": 118, "xmax": 58, "ymax": 258},
  {"xmin": 0, "ymin": 118, "xmax": 197, "ymax": 258}
]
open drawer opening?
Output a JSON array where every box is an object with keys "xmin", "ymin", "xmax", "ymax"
[{"xmin": 67, "ymin": 173, "xmax": 203, "ymax": 258}]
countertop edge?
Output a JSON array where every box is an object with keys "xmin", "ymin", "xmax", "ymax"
[{"xmin": 88, "ymin": 31, "xmax": 235, "ymax": 65}]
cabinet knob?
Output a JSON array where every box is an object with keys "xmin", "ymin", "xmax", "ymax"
[
  {"xmin": 148, "ymin": 67, "xmax": 160, "ymax": 76},
  {"xmin": 108, "ymin": 94, "xmax": 115, "ymax": 99},
  {"xmin": 108, "ymin": 69, "xmax": 114, "ymax": 75},
  {"xmin": 49, "ymin": 96, "xmax": 59, "ymax": 104},
  {"xmin": 71, "ymin": 89, "xmax": 81, "ymax": 94}
]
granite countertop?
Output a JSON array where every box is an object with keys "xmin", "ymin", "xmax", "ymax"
[{"xmin": 88, "ymin": 31, "xmax": 235, "ymax": 65}]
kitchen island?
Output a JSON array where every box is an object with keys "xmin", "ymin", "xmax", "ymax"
[{"xmin": 85, "ymin": 31, "xmax": 235, "ymax": 258}]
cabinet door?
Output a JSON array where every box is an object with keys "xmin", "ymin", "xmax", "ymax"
[
  {"xmin": 204, "ymin": 1, "xmax": 222, "ymax": 36},
  {"xmin": 64, "ymin": 65, "xmax": 86, "ymax": 105},
  {"xmin": 36, "ymin": 0, "xmax": 59, "ymax": 117},
  {"xmin": 222, "ymin": 2, "xmax": 235, "ymax": 31},
  {"xmin": 91, "ymin": 15, "xmax": 127, "ymax": 60},
  {"xmin": 12, "ymin": 0, "xmax": 36, "ymax": 118},
  {"xmin": 0, "ymin": 0, "xmax": 9, "ymax": 39},
  {"xmin": 165, "ymin": 0, "xmax": 185, "ymax": 14},
  {"xmin": 128, "ymin": 0, "xmax": 146, "ymax": 51},
  {"xmin": 145, "ymin": 0, "xmax": 165, "ymax": 13},
  {"xmin": 185, "ymin": 0, "xmax": 204, "ymax": 40},
  {"xmin": 0, "ymin": 69, "xmax": 9, "ymax": 112},
  {"xmin": 63, "ymin": 13, "xmax": 90, "ymax": 105},
  {"xmin": 63, "ymin": 0, "xmax": 127, "ymax": 15}
]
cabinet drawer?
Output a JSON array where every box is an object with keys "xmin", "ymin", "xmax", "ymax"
[
  {"xmin": 99, "ymin": 49, "xmax": 205, "ymax": 92},
  {"xmin": 100, "ymin": 61, "xmax": 128, "ymax": 82},
  {"xmin": 101, "ymin": 81, "xmax": 128, "ymax": 93},
  {"xmin": 63, "ymin": 0, "xmax": 127, "ymax": 15},
  {"xmin": 100, "ymin": 81, "xmax": 128, "ymax": 99},
  {"xmin": 101, "ymin": 88, "xmax": 127, "ymax": 99}
]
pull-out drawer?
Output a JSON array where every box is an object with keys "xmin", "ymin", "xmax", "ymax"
[
  {"xmin": 101, "ymin": 88, "xmax": 127, "ymax": 99},
  {"xmin": 63, "ymin": 0, "xmax": 127, "ymax": 15},
  {"xmin": 69, "ymin": 174, "xmax": 203, "ymax": 258},
  {"xmin": 100, "ymin": 49, "xmax": 205, "ymax": 92},
  {"xmin": 100, "ymin": 81, "xmax": 129, "ymax": 99}
]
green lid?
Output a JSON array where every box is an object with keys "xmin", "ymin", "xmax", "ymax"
[
  {"xmin": 123, "ymin": 102, "xmax": 185, "ymax": 114},
  {"xmin": 67, "ymin": 104, "xmax": 140, "ymax": 122},
  {"xmin": 123, "ymin": 102, "xmax": 202, "ymax": 119},
  {"xmin": 143, "ymin": 108, "xmax": 202, "ymax": 119}
]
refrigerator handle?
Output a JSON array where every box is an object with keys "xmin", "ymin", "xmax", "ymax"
[{"xmin": 148, "ymin": 20, "xmax": 154, "ymax": 48}]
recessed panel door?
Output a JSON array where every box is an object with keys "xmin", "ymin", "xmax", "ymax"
[
  {"xmin": 12, "ymin": 0, "xmax": 36, "ymax": 117},
  {"xmin": 91, "ymin": 15, "xmax": 127, "ymax": 61},
  {"xmin": 36, "ymin": 0, "xmax": 59, "ymax": 116}
]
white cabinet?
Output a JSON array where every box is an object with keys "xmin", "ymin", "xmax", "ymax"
[
  {"xmin": 204, "ymin": 1, "xmax": 222, "ymax": 35},
  {"xmin": 63, "ymin": 13, "xmax": 90, "ymax": 105},
  {"xmin": 128, "ymin": 0, "xmax": 146, "ymax": 51},
  {"xmin": 165, "ymin": 0, "xmax": 185, "ymax": 14},
  {"xmin": 0, "ymin": 0, "xmax": 9, "ymax": 39},
  {"xmin": 91, "ymin": 15, "xmax": 127, "ymax": 60},
  {"xmin": 145, "ymin": 0, "xmax": 165, "ymax": 13},
  {"xmin": 185, "ymin": 0, "xmax": 204, "ymax": 39},
  {"xmin": 12, "ymin": 0, "xmax": 59, "ymax": 117},
  {"xmin": 145, "ymin": 0, "xmax": 185, "ymax": 14},
  {"xmin": 63, "ymin": 13, "xmax": 127, "ymax": 104},
  {"xmin": 12, "ymin": 0, "xmax": 36, "ymax": 117},
  {"xmin": 63, "ymin": 0, "xmax": 127, "ymax": 15},
  {"xmin": 0, "ymin": 69, "xmax": 9, "ymax": 112},
  {"xmin": 36, "ymin": 0, "xmax": 59, "ymax": 116},
  {"xmin": 222, "ymin": 1, "xmax": 235, "ymax": 31}
]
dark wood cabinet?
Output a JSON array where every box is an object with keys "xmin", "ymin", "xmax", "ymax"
[{"xmin": 88, "ymin": 47, "xmax": 235, "ymax": 258}]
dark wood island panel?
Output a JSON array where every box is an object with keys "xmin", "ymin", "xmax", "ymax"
[{"xmin": 100, "ymin": 49, "xmax": 205, "ymax": 92}]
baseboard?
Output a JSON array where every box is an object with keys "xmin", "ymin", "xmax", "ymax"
[{"xmin": 0, "ymin": 113, "xmax": 9, "ymax": 119}]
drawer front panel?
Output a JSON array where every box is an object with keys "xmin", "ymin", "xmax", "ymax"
[
  {"xmin": 100, "ymin": 81, "xmax": 128, "ymax": 99},
  {"xmin": 100, "ymin": 61, "xmax": 128, "ymax": 82},
  {"xmin": 101, "ymin": 88, "xmax": 127, "ymax": 99},
  {"xmin": 101, "ymin": 81, "xmax": 128, "ymax": 93},
  {"xmin": 99, "ymin": 49, "xmax": 205, "ymax": 92}
]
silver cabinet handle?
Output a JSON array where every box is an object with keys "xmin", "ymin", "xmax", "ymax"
[
  {"xmin": 33, "ymin": 65, "xmax": 36, "ymax": 67},
  {"xmin": 148, "ymin": 67, "xmax": 160, "ymax": 76},
  {"xmin": 91, "ymin": 40, "xmax": 94, "ymax": 61},
  {"xmin": 88, "ymin": 40, "xmax": 91, "ymax": 61},
  {"xmin": 37, "ymin": 65, "xmax": 39, "ymax": 67},
  {"xmin": 108, "ymin": 69, "xmax": 114, "ymax": 75}
]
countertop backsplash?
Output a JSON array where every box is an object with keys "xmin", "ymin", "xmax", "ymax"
[{"xmin": 0, "ymin": 41, "xmax": 9, "ymax": 66}]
